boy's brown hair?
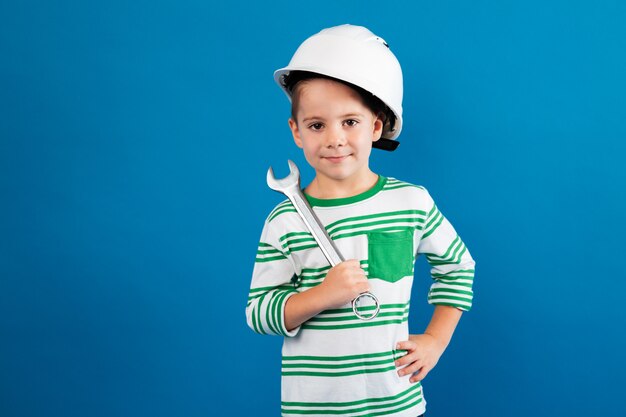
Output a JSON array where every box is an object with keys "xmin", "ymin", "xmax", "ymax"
[{"xmin": 284, "ymin": 71, "xmax": 389, "ymax": 124}]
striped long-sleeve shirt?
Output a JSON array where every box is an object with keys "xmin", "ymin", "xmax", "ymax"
[{"xmin": 246, "ymin": 176, "xmax": 475, "ymax": 417}]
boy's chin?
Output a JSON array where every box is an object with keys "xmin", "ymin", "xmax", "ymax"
[{"xmin": 317, "ymin": 169, "xmax": 360, "ymax": 182}]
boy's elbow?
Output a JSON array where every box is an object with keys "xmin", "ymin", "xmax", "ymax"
[
  {"xmin": 245, "ymin": 301, "xmax": 275, "ymax": 336},
  {"xmin": 245, "ymin": 304, "xmax": 262, "ymax": 334}
]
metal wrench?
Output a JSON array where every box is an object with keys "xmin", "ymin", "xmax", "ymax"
[{"xmin": 266, "ymin": 160, "xmax": 380, "ymax": 321}]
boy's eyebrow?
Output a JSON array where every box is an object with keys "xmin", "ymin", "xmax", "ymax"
[
  {"xmin": 340, "ymin": 112, "xmax": 365, "ymax": 119},
  {"xmin": 302, "ymin": 116, "xmax": 324, "ymax": 123},
  {"xmin": 302, "ymin": 113, "xmax": 365, "ymax": 123}
]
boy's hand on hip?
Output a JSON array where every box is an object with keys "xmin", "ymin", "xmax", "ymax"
[
  {"xmin": 395, "ymin": 334, "xmax": 446, "ymax": 383},
  {"xmin": 319, "ymin": 260, "xmax": 370, "ymax": 309}
]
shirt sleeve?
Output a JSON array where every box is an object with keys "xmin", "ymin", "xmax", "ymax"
[
  {"xmin": 246, "ymin": 218, "xmax": 301, "ymax": 337},
  {"xmin": 417, "ymin": 190, "xmax": 475, "ymax": 311}
]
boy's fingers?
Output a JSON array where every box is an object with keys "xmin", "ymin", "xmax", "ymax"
[
  {"xmin": 410, "ymin": 366, "xmax": 430, "ymax": 383},
  {"xmin": 394, "ymin": 355, "xmax": 409, "ymax": 367},
  {"xmin": 396, "ymin": 341, "xmax": 417, "ymax": 352},
  {"xmin": 345, "ymin": 259, "xmax": 361, "ymax": 267},
  {"xmin": 397, "ymin": 359, "xmax": 422, "ymax": 376},
  {"xmin": 395, "ymin": 349, "xmax": 419, "ymax": 366}
]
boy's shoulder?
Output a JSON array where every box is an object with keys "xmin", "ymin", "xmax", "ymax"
[
  {"xmin": 383, "ymin": 176, "xmax": 427, "ymax": 192},
  {"xmin": 380, "ymin": 176, "xmax": 436, "ymax": 206},
  {"xmin": 265, "ymin": 198, "xmax": 296, "ymax": 224}
]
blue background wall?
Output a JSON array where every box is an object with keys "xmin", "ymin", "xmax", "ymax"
[{"xmin": 2, "ymin": 1, "xmax": 625, "ymax": 416}]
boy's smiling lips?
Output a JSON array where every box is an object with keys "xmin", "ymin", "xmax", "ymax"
[{"xmin": 322, "ymin": 154, "xmax": 351, "ymax": 163}]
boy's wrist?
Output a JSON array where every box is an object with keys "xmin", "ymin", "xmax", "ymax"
[
  {"xmin": 307, "ymin": 283, "xmax": 331, "ymax": 310},
  {"xmin": 422, "ymin": 331, "xmax": 451, "ymax": 351},
  {"xmin": 422, "ymin": 305, "xmax": 463, "ymax": 350}
]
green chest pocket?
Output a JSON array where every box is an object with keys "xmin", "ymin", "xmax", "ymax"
[{"xmin": 367, "ymin": 228, "xmax": 414, "ymax": 283}]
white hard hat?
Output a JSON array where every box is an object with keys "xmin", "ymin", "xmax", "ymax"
[{"xmin": 274, "ymin": 24, "xmax": 404, "ymax": 151}]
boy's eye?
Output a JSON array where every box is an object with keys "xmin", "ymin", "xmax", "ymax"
[
  {"xmin": 344, "ymin": 119, "xmax": 359, "ymax": 127},
  {"xmin": 309, "ymin": 122, "xmax": 324, "ymax": 130}
]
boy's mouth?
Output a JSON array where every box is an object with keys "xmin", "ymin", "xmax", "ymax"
[{"xmin": 323, "ymin": 154, "xmax": 350, "ymax": 163}]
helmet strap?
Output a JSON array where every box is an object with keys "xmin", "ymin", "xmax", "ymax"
[{"xmin": 373, "ymin": 138, "xmax": 400, "ymax": 151}]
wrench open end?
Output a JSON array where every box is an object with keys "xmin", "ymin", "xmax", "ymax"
[{"xmin": 267, "ymin": 159, "xmax": 300, "ymax": 192}]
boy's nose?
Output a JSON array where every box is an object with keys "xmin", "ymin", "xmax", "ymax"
[{"xmin": 324, "ymin": 126, "xmax": 347, "ymax": 148}]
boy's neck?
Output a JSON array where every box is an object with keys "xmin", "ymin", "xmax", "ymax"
[{"xmin": 304, "ymin": 171, "xmax": 379, "ymax": 200}]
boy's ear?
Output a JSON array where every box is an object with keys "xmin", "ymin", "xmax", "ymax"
[
  {"xmin": 289, "ymin": 118, "xmax": 304, "ymax": 148},
  {"xmin": 372, "ymin": 114, "xmax": 384, "ymax": 142}
]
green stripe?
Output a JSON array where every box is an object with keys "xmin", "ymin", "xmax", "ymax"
[
  {"xmin": 279, "ymin": 231, "xmax": 314, "ymax": 242},
  {"xmin": 265, "ymin": 291, "xmax": 279, "ymax": 335},
  {"xmin": 427, "ymin": 235, "xmax": 460, "ymax": 260},
  {"xmin": 302, "ymin": 316, "xmax": 408, "ymax": 330},
  {"xmin": 305, "ymin": 176, "xmax": 387, "ymax": 207},
  {"xmin": 430, "ymin": 287, "xmax": 473, "ymax": 296},
  {"xmin": 422, "ymin": 207, "xmax": 443, "ymax": 239},
  {"xmin": 329, "ymin": 217, "xmax": 424, "ymax": 236},
  {"xmin": 325, "ymin": 210, "xmax": 427, "ymax": 233},
  {"xmin": 284, "ymin": 243, "xmax": 320, "ymax": 254},
  {"xmin": 383, "ymin": 183, "xmax": 421, "ymax": 190},
  {"xmin": 268, "ymin": 200, "xmax": 293, "ymax": 215},
  {"xmin": 267, "ymin": 291, "xmax": 282, "ymax": 334},
  {"xmin": 256, "ymin": 248, "xmax": 283, "ymax": 255},
  {"xmin": 255, "ymin": 293, "xmax": 268, "ymax": 334},
  {"xmin": 319, "ymin": 303, "xmax": 407, "ymax": 316},
  {"xmin": 250, "ymin": 297, "xmax": 261, "ymax": 334},
  {"xmin": 282, "ymin": 350, "xmax": 404, "ymax": 376},
  {"xmin": 299, "ymin": 269, "xmax": 372, "ymax": 289},
  {"xmin": 432, "ymin": 269, "xmax": 475, "ymax": 278},
  {"xmin": 281, "ymin": 384, "xmax": 422, "ymax": 415},
  {"xmin": 430, "ymin": 239, "xmax": 465, "ymax": 264},
  {"xmin": 301, "ymin": 265, "xmax": 332, "ymax": 274},
  {"xmin": 282, "ymin": 395, "xmax": 423, "ymax": 416},
  {"xmin": 434, "ymin": 279, "xmax": 473, "ymax": 288},
  {"xmin": 307, "ymin": 310, "xmax": 407, "ymax": 323},
  {"xmin": 430, "ymin": 301, "xmax": 472, "ymax": 311},
  {"xmin": 255, "ymin": 254, "xmax": 287, "ymax": 263},
  {"xmin": 275, "ymin": 290, "xmax": 292, "ymax": 335},
  {"xmin": 428, "ymin": 243, "xmax": 467, "ymax": 265},
  {"xmin": 269, "ymin": 208, "xmax": 297, "ymax": 222},
  {"xmin": 366, "ymin": 396, "xmax": 423, "ymax": 417},
  {"xmin": 425, "ymin": 236, "xmax": 461, "ymax": 261},
  {"xmin": 282, "ymin": 358, "xmax": 393, "ymax": 370},
  {"xmin": 282, "ymin": 381, "xmax": 420, "ymax": 408},
  {"xmin": 282, "ymin": 237, "xmax": 316, "ymax": 246},
  {"xmin": 281, "ymin": 365, "xmax": 397, "ymax": 378},
  {"xmin": 333, "ymin": 225, "xmax": 422, "ymax": 241},
  {"xmin": 283, "ymin": 350, "xmax": 395, "ymax": 362},
  {"xmin": 301, "ymin": 265, "xmax": 369, "ymax": 282},
  {"xmin": 256, "ymin": 243, "xmax": 286, "ymax": 258},
  {"xmin": 268, "ymin": 200, "xmax": 295, "ymax": 222},
  {"xmin": 299, "ymin": 260, "xmax": 366, "ymax": 278},
  {"xmin": 249, "ymin": 284, "xmax": 293, "ymax": 295},
  {"xmin": 428, "ymin": 294, "xmax": 472, "ymax": 303}
]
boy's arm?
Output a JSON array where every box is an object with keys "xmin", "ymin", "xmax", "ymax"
[
  {"xmin": 424, "ymin": 304, "xmax": 463, "ymax": 348},
  {"xmin": 284, "ymin": 285, "xmax": 328, "ymax": 331},
  {"xmin": 395, "ymin": 189, "xmax": 475, "ymax": 383},
  {"xmin": 246, "ymin": 219, "xmax": 301, "ymax": 337},
  {"xmin": 395, "ymin": 305, "xmax": 462, "ymax": 383},
  {"xmin": 247, "ymin": 218, "xmax": 370, "ymax": 334},
  {"xmin": 284, "ymin": 259, "xmax": 370, "ymax": 331}
]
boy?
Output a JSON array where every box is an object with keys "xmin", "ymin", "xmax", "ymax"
[{"xmin": 246, "ymin": 24, "xmax": 475, "ymax": 417}]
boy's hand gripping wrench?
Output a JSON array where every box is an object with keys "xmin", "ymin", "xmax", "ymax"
[{"xmin": 267, "ymin": 160, "xmax": 380, "ymax": 321}]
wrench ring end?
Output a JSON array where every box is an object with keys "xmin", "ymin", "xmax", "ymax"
[{"xmin": 352, "ymin": 292, "xmax": 380, "ymax": 321}]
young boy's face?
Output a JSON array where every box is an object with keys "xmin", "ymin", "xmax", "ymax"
[{"xmin": 288, "ymin": 78, "xmax": 383, "ymax": 188}]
